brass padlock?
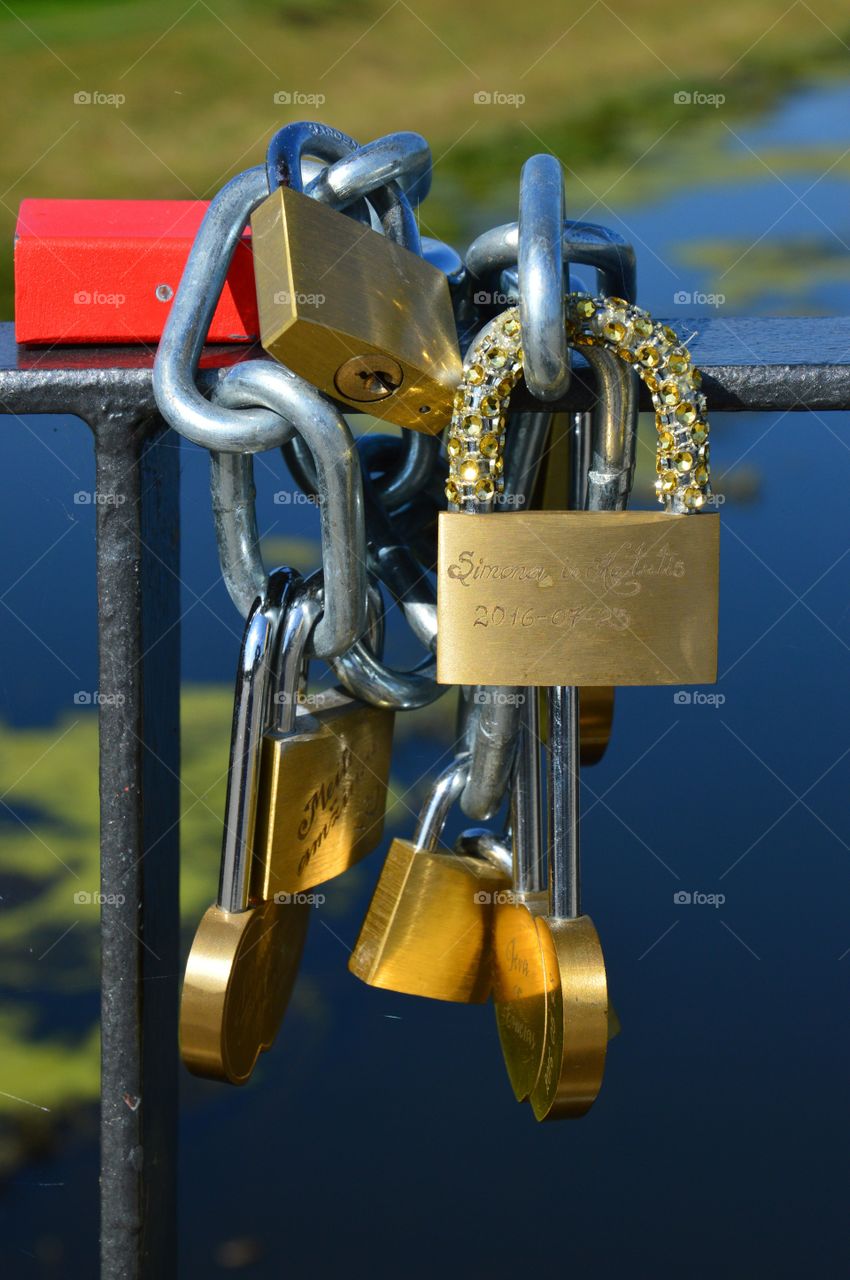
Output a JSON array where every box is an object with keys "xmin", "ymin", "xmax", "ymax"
[
  {"xmin": 180, "ymin": 569, "xmax": 310, "ymax": 1085},
  {"xmin": 436, "ymin": 298, "xmax": 720, "ymax": 687},
  {"xmin": 251, "ymin": 130, "xmax": 461, "ymax": 433},
  {"xmin": 348, "ymin": 757, "xmax": 511, "ymax": 1003},
  {"xmin": 252, "ymin": 581, "xmax": 395, "ymax": 897}
]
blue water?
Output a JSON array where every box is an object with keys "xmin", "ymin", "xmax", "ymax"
[{"xmin": 2, "ymin": 80, "xmax": 850, "ymax": 1277}]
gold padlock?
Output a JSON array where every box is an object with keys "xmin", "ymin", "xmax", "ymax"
[
  {"xmin": 252, "ymin": 585, "xmax": 395, "ymax": 897},
  {"xmin": 180, "ymin": 570, "xmax": 310, "ymax": 1085},
  {"xmin": 436, "ymin": 298, "xmax": 720, "ymax": 687},
  {"xmin": 251, "ymin": 185, "xmax": 462, "ymax": 433},
  {"xmin": 348, "ymin": 757, "xmax": 511, "ymax": 1003}
]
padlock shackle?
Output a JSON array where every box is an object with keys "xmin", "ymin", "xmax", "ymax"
[
  {"xmin": 518, "ymin": 155, "xmax": 570, "ymax": 402},
  {"xmin": 582, "ymin": 344, "xmax": 639, "ymax": 513},
  {"xmin": 511, "ymin": 695, "xmax": 545, "ymax": 896},
  {"xmin": 547, "ymin": 686, "xmax": 581, "ymax": 920},
  {"xmin": 464, "ymin": 219, "xmax": 637, "ymax": 305},
  {"xmin": 265, "ymin": 121, "xmax": 420, "ymax": 254},
  {"xmin": 218, "ymin": 568, "xmax": 299, "ymax": 914},
  {"xmin": 412, "ymin": 757, "xmax": 470, "ymax": 853}
]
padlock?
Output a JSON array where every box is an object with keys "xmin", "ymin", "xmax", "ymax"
[
  {"xmin": 436, "ymin": 297, "xmax": 720, "ymax": 687},
  {"xmin": 252, "ymin": 577, "xmax": 395, "ymax": 897},
  {"xmin": 529, "ymin": 686, "xmax": 608, "ymax": 1121},
  {"xmin": 348, "ymin": 757, "xmax": 511, "ymax": 1003},
  {"xmin": 251, "ymin": 124, "xmax": 462, "ymax": 433},
  {"xmin": 180, "ymin": 568, "xmax": 311, "ymax": 1085}
]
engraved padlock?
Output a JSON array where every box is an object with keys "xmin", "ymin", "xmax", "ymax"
[
  {"xmin": 180, "ymin": 568, "xmax": 310, "ymax": 1085},
  {"xmin": 252, "ymin": 575, "xmax": 395, "ymax": 897},
  {"xmin": 437, "ymin": 299, "xmax": 720, "ymax": 687},
  {"xmin": 251, "ymin": 122, "xmax": 462, "ymax": 433},
  {"xmin": 348, "ymin": 757, "xmax": 511, "ymax": 1003}
]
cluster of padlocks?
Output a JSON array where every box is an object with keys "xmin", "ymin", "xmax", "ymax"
[{"xmin": 152, "ymin": 122, "xmax": 720, "ymax": 1121}]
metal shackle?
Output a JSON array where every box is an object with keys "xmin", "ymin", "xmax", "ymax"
[
  {"xmin": 518, "ymin": 154, "xmax": 570, "ymax": 401},
  {"xmin": 465, "ymin": 219, "xmax": 637, "ymax": 306},
  {"xmin": 411, "ymin": 757, "xmax": 470, "ymax": 852},
  {"xmin": 210, "ymin": 359, "xmax": 367, "ymax": 660},
  {"xmin": 218, "ymin": 567, "xmax": 299, "ymax": 914}
]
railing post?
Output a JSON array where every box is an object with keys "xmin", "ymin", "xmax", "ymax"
[{"xmin": 96, "ymin": 415, "xmax": 180, "ymax": 1280}]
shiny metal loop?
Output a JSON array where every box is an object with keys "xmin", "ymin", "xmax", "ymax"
[
  {"xmin": 460, "ymin": 409, "xmax": 551, "ymax": 819},
  {"xmin": 326, "ymin": 579, "xmax": 442, "ymax": 711},
  {"xmin": 547, "ymin": 685, "xmax": 580, "ymax": 919},
  {"xmin": 465, "ymin": 219, "xmax": 637, "ymax": 304},
  {"xmin": 211, "ymin": 360, "xmax": 367, "ymax": 660},
  {"xmin": 582, "ymin": 344, "xmax": 639, "ymax": 512},
  {"xmin": 511, "ymin": 693, "xmax": 544, "ymax": 895},
  {"xmin": 282, "ymin": 432, "xmax": 438, "ymax": 653},
  {"xmin": 284, "ymin": 427, "xmax": 442, "ymax": 515},
  {"xmin": 305, "ymin": 131, "xmax": 432, "ymax": 211},
  {"xmin": 153, "ymin": 166, "xmax": 286, "ymax": 453},
  {"xmin": 453, "ymin": 828, "xmax": 513, "ymax": 877},
  {"xmin": 265, "ymin": 121, "xmax": 420, "ymax": 253},
  {"xmin": 209, "ymin": 451, "xmax": 270, "ymax": 620},
  {"xmin": 218, "ymin": 567, "xmax": 299, "ymax": 914},
  {"xmin": 518, "ymin": 154, "xmax": 570, "ymax": 401},
  {"xmin": 413, "ymin": 756, "xmax": 470, "ymax": 850}
]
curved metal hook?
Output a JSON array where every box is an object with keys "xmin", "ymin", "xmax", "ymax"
[{"xmin": 518, "ymin": 155, "xmax": 570, "ymax": 400}]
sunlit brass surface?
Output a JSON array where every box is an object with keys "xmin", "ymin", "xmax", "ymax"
[
  {"xmin": 251, "ymin": 186, "xmax": 462, "ymax": 432},
  {"xmin": 529, "ymin": 915, "xmax": 608, "ymax": 1121},
  {"xmin": 180, "ymin": 897, "xmax": 310, "ymax": 1084},
  {"xmin": 253, "ymin": 696, "xmax": 394, "ymax": 895},
  {"xmin": 492, "ymin": 890, "xmax": 549, "ymax": 1100},
  {"xmin": 437, "ymin": 510, "xmax": 720, "ymax": 686},
  {"xmin": 348, "ymin": 838, "xmax": 510, "ymax": 1003}
]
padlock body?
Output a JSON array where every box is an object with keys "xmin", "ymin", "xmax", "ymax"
[
  {"xmin": 253, "ymin": 695, "xmax": 395, "ymax": 896},
  {"xmin": 437, "ymin": 510, "xmax": 719, "ymax": 686},
  {"xmin": 349, "ymin": 838, "xmax": 510, "ymax": 1002},
  {"xmin": 180, "ymin": 897, "xmax": 310, "ymax": 1085},
  {"xmin": 251, "ymin": 187, "xmax": 461, "ymax": 433}
]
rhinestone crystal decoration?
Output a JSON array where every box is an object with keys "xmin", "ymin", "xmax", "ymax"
[{"xmin": 446, "ymin": 296, "xmax": 713, "ymax": 513}]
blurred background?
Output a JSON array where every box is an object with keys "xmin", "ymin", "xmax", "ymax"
[{"xmin": 0, "ymin": 1, "xmax": 849, "ymax": 1275}]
